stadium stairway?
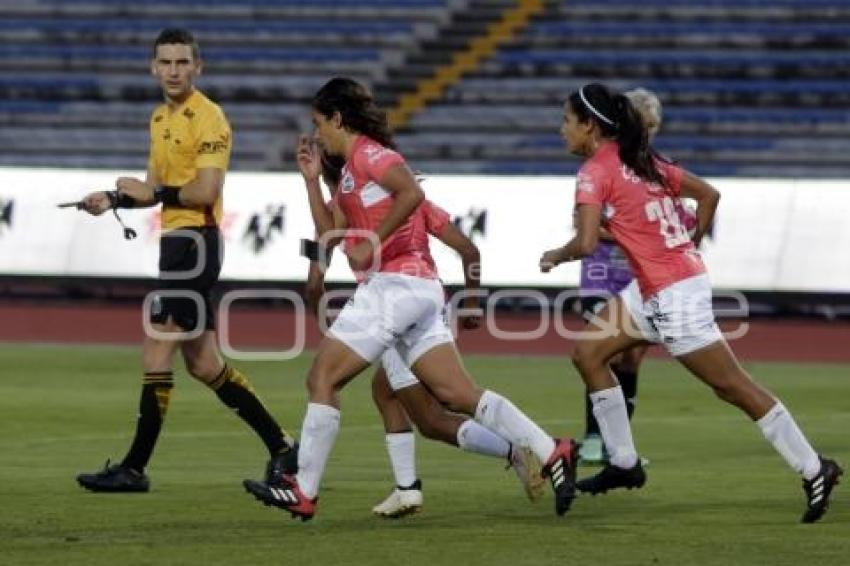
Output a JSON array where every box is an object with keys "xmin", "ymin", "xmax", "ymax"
[
  {"xmin": 397, "ymin": 0, "xmax": 850, "ymax": 177},
  {"xmin": 2, "ymin": 0, "xmax": 850, "ymax": 177}
]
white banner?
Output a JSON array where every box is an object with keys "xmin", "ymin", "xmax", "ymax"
[{"xmin": 0, "ymin": 167, "xmax": 848, "ymax": 292}]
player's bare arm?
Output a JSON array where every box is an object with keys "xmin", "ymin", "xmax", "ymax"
[
  {"xmin": 540, "ymin": 203, "xmax": 602, "ymax": 272},
  {"xmin": 297, "ymin": 136, "xmax": 334, "ymax": 235},
  {"xmin": 347, "ymin": 163, "xmax": 424, "ymax": 270},
  {"xmin": 573, "ymin": 207, "xmax": 615, "ymax": 242},
  {"xmin": 314, "ymin": 201, "xmax": 348, "ymax": 252},
  {"xmin": 436, "ymin": 222, "xmax": 482, "ymax": 329},
  {"xmin": 679, "ymin": 171, "xmax": 720, "ymax": 247},
  {"xmin": 304, "ymin": 260, "xmax": 327, "ymax": 318}
]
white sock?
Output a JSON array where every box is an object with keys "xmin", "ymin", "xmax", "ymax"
[
  {"xmin": 457, "ymin": 419, "xmax": 511, "ymax": 459},
  {"xmin": 295, "ymin": 403, "xmax": 340, "ymax": 499},
  {"xmin": 386, "ymin": 432, "xmax": 418, "ymax": 488},
  {"xmin": 474, "ymin": 390, "xmax": 555, "ymax": 463},
  {"xmin": 590, "ymin": 386, "xmax": 638, "ymax": 469},
  {"xmin": 757, "ymin": 401, "xmax": 821, "ymax": 480}
]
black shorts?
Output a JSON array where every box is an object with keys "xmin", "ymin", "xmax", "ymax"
[{"xmin": 150, "ymin": 226, "xmax": 222, "ymax": 332}]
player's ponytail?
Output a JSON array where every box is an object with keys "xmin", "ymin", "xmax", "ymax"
[
  {"xmin": 312, "ymin": 77, "xmax": 397, "ymax": 150},
  {"xmin": 570, "ymin": 83, "xmax": 668, "ymax": 188},
  {"xmin": 612, "ymin": 92, "xmax": 668, "ymax": 188}
]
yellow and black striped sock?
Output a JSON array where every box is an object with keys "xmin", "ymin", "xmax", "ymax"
[
  {"xmin": 212, "ymin": 365, "xmax": 294, "ymax": 456},
  {"xmin": 120, "ymin": 371, "xmax": 174, "ymax": 473}
]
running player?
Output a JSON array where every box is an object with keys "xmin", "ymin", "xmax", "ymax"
[
  {"xmin": 75, "ymin": 29, "xmax": 297, "ymax": 493},
  {"xmin": 540, "ymin": 82, "xmax": 842, "ymax": 523},
  {"xmin": 577, "ymin": 87, "xmax": 683, "ymax": 464},
  {"xmin": 243, "ymin": 77, "xmax": 577, "ymax": 520},
  {"xmin": 300, "ymin": 147, "xmax": 544, "ymax": 517}
]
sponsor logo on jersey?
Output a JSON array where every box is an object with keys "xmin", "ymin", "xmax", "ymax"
[
  {"xmin": 620, "ymin": 164, "xmax": 643, "ymax": 185},
  {"xmin": 576, "ymin": 172, "xmax": 596, "ymax": 194},
  {"xmin": 198, "ymin": 139, "xmax": 228, "ymax": 155},
  {"xmin": 363, "ymin": 144, "xmax": 394, "ymax": 165},
  {"xmin": 340, "ymin": 170, "xmax": 355, "ymax": 193}
]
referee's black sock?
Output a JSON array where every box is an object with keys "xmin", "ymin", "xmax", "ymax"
[
  {"xmin": 212, "ymin": 365, "xmax": 295, "ymax": 457},
  {"xmin": 612, "ymin": 367, "xmax": 639, "ymax": 420},
  {"xmin": 120, "ymin": 371, "xmax": 174, "ymax": 473}
]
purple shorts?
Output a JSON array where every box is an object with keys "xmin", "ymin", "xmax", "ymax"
[{"xmin": 579, "ymin": 241, "xmax": 635, "ymax": 316}]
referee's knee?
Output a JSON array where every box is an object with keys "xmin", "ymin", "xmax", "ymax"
[{"xmin": 185, "ymin": 358, "xmax": 221, "ymax": 384}]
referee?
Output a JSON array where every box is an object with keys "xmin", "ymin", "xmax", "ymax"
[{"xmin": 76, "ymin": 28, "xmax": 297, "ymax": 492}]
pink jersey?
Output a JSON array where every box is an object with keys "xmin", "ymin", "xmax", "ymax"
[
  {"xmin": 574, "ymin": 141, "xmax": 705, "ymax": 298},
  {"xmin": 421, "ymin": 199, "xmax": 451, "ymax": 236},
  {"xmin": 338, "ymin": 200, "xmax": 450, "ymax": 283},
  {"xmin": 334, "ymin": 135, "xmax": 439, "ymax": 279}
]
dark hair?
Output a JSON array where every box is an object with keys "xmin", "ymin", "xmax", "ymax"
[
  {"xmin": 153, "ymin": 28, "xmax": 200, "ymax": 60},
  {"xmin": 312, "ymin": 77, "xmax": 396, "ymax": 150},
  {"xmin": 320, "ymin": 150, "xmax": 346, "ymax": 189},
  {"xmin": 569, "ymin": 83, "xmax": 668, "ymax": 188}
]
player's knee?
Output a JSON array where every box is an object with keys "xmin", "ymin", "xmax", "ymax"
[
  {"xmin": 419, "ymin": 420, "xmax": 453, "ymax": 443},
  {"xmin": 432, "ymin": 385, "xmax": 478, "ymax": 415},
  {"xmin": 410, "ymin": 407, "xmax": 454, "ymax": 443},
  {"xmin": 571, "ymin": 343, "xmax": 595, "ymax": 373},
  {"xmin": 710, "ymin": 378, "xmax": 742, "ymax": 405},
  {"xmin": 414, "ymin": 416, "xmax": 440, "ymax": 441},
  {"xmin": 185, "ymin": 360, "xmax": 218, "ymax": 383},
  {"xmin": 371, "ymin": 373, "xmax": 392, "ymax": 405},
  {"xmin": 614, "ymin": 350, "xmax": 642, "ymax": 373},
  {"xmin": 306, "ymin": 364, "xmax": 337, "ymax": 399}
]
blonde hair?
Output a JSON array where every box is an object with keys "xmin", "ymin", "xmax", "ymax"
[{"xmin": 625, "ymin": 87, "xmax": 662, "ymax": 140}]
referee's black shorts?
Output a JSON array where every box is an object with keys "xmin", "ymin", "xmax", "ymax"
[{"xmin": 150, "ymin": 226, "xmax": 222, "ymax": 332}]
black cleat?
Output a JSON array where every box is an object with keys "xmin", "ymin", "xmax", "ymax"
[
  {"xmin": 541, "ymin": 438, "xmax": 578, "ymax": 516},
  {"xmin": 265, "ymin": 442, "xmax": 299, "ymax": 483},
  {"xmin": 576, "ymin": 460, "xmax": 646, "ymax": 495},
  {"xmin": 801, "ymin": 457, "xmax": 843, "ymax": 524},
  {"xmin": 243, "ymin": 474, "xmax": 316, "ymax": 521},
  {"xmin": 76, "ymin": 460, "xmax": 149, "ymax": 493}
]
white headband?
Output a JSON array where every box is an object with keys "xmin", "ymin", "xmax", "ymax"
[{"xmin": 579, "ymin": 87, "xmax": 616, "ymax": 128}]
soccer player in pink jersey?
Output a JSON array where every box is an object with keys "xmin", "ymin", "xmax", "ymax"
[
  {"xmin": 243, "ymin": 78, "xmax": 576, "ymax": 520},
  {"xmin": 299, "ymin": 148, "xmax": 544, "ymax": 517},
  {"xmin": 577, "ymin": 87, "xmax": 663, "ymax": 464},
  {"xmin": 540, "ymin": 83, "xmax": 842, "ymax": 523},
  {"xmin": 578, "ymin": 87, "xmax": 699, "ymax": 465}
]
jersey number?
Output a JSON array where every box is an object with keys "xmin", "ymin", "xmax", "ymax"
[{"xmin": 645, "ymin": 197, "xmax": 690, "ymax": 248}]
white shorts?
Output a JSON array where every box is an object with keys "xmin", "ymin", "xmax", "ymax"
[
  {"xmin": 380, "ymin": 348, "xmax": 419, "ymax": 391},
  {"xmin": 329, "ymin": 272, "xmax": 454, "ymax": 370},
  {"xmin": 619, "ymin": 273, "xmax": 723, "ymax": 357}
]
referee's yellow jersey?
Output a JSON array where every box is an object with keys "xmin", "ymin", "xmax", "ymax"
[{"xmin": 148, "ymin": 89, "xmax": 232, "ymax": 230}]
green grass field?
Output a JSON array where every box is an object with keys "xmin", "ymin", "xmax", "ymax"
[{"xmin": 1, "ymin": 343, "xmax": 847, "ymax": 566}]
